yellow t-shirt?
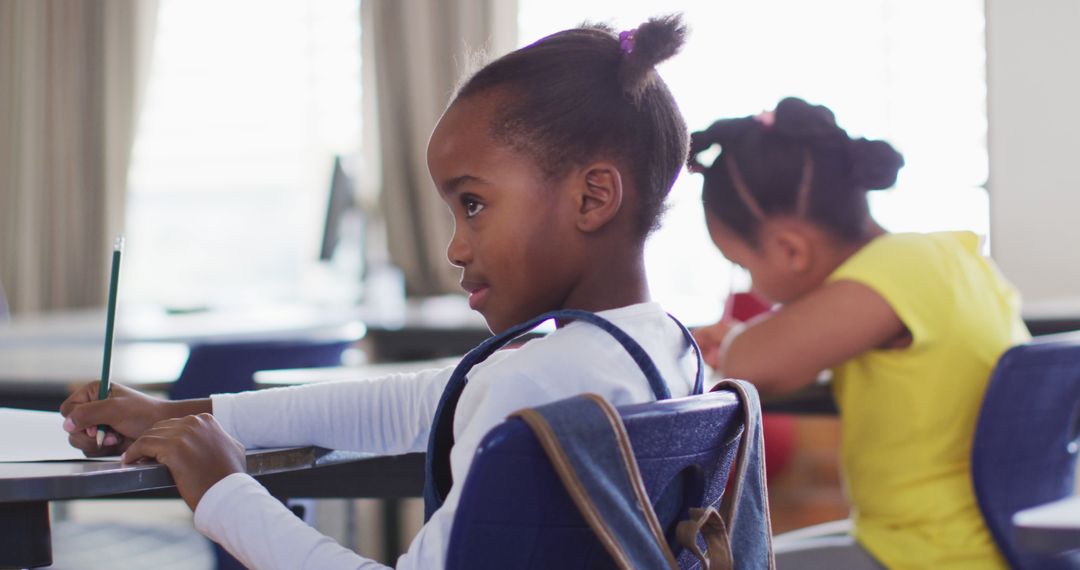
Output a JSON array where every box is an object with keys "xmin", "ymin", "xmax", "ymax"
[{"xmin": 827, "ymin": 231, "xmax": 1030, "ymax": 569}]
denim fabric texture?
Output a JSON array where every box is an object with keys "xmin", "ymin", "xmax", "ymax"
[
  {"xmin": 711, "ymin": 378, "xmax": 775, "ymax": 568},
  {"xmin": 519, "ymin": 394, "xmax": 678, "ymax": 568}
]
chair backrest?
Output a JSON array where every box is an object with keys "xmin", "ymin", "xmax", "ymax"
[
  {"xmin": 972, "ymin": 334, "xmax": 1080, "ymax": 569},
  {"xmin": 447, "ymin": 391, "xmax": 744, "ymax": 570},
  {"xmin": 168, "ymin": 331, "xmax": 359, "ymax": 400}
]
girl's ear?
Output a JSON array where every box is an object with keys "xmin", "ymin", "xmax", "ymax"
[
  {"xmin": 574, "ymin": 162, "xmax": 624, "ymax": 233},
  {"xmin": 770, "ymin": 229, "xmax": 813, "ymax": 274}
]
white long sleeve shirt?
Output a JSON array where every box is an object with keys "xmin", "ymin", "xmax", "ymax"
[{"xmin": 193, "ymin": 302, "xmax": 697, "ymax": 569}]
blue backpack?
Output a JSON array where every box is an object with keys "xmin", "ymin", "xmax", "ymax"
[{"xmin": 423, "ymin": 309, "xmax": 775, "ymax": 568}]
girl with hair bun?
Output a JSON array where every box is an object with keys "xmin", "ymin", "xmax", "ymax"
[
  {"xmin": 62, "ymin": 16, "xmax": 700, "ymax": 570},
  {"xmin": 691, "ymin": 97, "xmax": 1029, "ymax": 569}
]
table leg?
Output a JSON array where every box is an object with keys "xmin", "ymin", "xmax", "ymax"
[
  {"xmin": 0, "ymin": 501, "xmax": 51, "ymax": 569},
  {"xmin": 383, "ymin": 498, "xmax": 401, "ymax": 562}
]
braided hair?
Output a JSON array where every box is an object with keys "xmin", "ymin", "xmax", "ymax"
[
  {"xmin": 689, "ymin": 97, "xmax": 905, "ymax": 244},
  {"xmin": 455, "ymin": 15, "xmax": 690, "ymax": 237}
]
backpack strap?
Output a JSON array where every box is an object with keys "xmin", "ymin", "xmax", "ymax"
[
  {"xmin": 424, "ymin": 308, "xmax": 702, "ymax": 520},
  {"xmin": 676, "ymin": 507, "xmax": 734, "ymax": 569},
  {"xmin": 680, "ymin": 379, "xmax": 775, "ymax": 569}
]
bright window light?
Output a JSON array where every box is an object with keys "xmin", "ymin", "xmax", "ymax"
[{"xmin": 125, "ymin": 0, "xmax": 362, "ymax": 310}]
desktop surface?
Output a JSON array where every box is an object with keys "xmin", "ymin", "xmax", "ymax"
[
  {"xmin": 0, "ymin": 304, "xmax": 369, "ymax": 346},
  {"xmin": 1013, "ymin": 495, "xmax": 1080, "ymax": 556},
  {"xmin": 0, "ymin": 447, "xmax": 425, "ymax": 568}
]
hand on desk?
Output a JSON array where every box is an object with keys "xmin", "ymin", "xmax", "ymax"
[
  {"xmin": 60, "ymin": 381, "xmax": 239, "ymax": 510},
  {"xmin": 121, "ymin": 413, "xmax": 246, "ymax": 510}
]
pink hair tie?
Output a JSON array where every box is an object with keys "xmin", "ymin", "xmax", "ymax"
[
  {"xmin": 618, "ymin": 30, "xmax": 636, "ymax": 55},
  {"xmin": 753, "ymin": 110, "xmax": 776, "ymax": 128}
]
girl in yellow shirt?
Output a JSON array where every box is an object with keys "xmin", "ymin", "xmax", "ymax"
[{"xmin": 691, "ymin": 97, "xmax": 1029, "ymax": 569}]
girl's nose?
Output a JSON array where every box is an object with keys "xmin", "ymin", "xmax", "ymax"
[{"xmin": 446, "ymin": 231, "xmax": 470, "ymax": 267}]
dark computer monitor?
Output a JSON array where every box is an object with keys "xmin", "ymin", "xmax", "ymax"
[{"xmin": 319, "ymin": 156, "xmax": 356, "ymax": 261}]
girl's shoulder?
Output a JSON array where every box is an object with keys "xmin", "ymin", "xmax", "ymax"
[
  {"xmin": 466, "ymin": 303, "xmax": 681, "ymax": 385},
  {"xmin": 825, "ymin": 230, "xmax": 1011, "ymax": 347},
  {"xmin": 857, "ymin": 230, "xmax": 979, "ymax": 257},
  {"xmin": 831, "ymin": 231, "xmax": 982, "ymax": 284}
]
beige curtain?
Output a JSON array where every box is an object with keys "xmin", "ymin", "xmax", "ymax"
[
  {"xmin": 363, "ymin": 0, "xmax": 517, "ymax": 296},
  {"xmin": 0, "ymin": 0, "xmax": 157, "ymax": 315}
]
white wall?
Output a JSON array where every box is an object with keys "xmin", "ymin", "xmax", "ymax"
[{"xmin": 986, "ymin": 0, "xmax": 1080, "ymax": 317}]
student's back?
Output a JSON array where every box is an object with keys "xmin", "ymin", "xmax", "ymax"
[{"xmin": 829, "ymin": 231, "xmax": 1029, "ymax": 568}]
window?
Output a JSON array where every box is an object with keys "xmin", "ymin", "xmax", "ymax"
[
  {"xmin": 125, "ymin": 0, "xmax": 362, "ymax": 309},
  {"xmin": 519, "ymin": 0, "xmax": 987, "ymax": 323}
]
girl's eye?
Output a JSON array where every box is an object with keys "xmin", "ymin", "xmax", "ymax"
[{"xmin": 463, "ymin": 197, "xmax": 485, "ymax": 218}]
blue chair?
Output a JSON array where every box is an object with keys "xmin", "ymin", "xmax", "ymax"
[
  {"xmin": 169, "ymin": 330, "xmax": 360, "ymax": 401},
  {"xmin": 447, "ymin": 390, "xmax": 750, "ymax": 569},
  {"xmin": 972, "ymin": 333, "xmax": 1080, "ymax": 569}
]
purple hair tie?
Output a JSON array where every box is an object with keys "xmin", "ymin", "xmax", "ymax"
[
  {"xmin": 618, "ymin": 30, "xmax": 636, "ymax": 55},
  {"xmin": 753, "ymin": 110, "xmax": 776, "ymax": 128}
]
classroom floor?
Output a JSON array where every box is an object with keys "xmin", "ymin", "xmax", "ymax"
[
  {"xmin": 51, "ymin": 521, "xmax": 213, "ymax": 569},
  {"xmin": 50, "ymin": 498, "xmax": 399, "ymax": 569},
  {"xmin": 50, "ymin": 500, "xmax": 212, "ymax": 570}
]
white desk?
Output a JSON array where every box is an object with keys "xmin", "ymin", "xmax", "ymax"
[
  {"xmin": 0, "ymin": 343, "xmax": 188, "ymax": 388},
  {"xmin": 1023, "ymin": 297, "xmax": 1080, "ymax": 321},
  {"xmin": 0, "ymin": 298, "xmax": 492, "ymax": 359},
  {"xmin": 0, "ymin": 298, "xmax": 487, "ymax": 408},
  {"xmin": 1014, "ymin": 495, "xmax": 1080, "ymax": 555},
  {"xmin": 0, "ymin": 305, "xmax": 368, "ymax": 347},
  {"xmin": 1023, "ymin": 297, "xmax": 1080, "ymax": 336},
  {"xmin": 0, "ymin": 303, "xmax": 370, "ymax": 409},
  {"xmin": 0, "ymin": 343, "xmax": 189, "ymax": 411}
]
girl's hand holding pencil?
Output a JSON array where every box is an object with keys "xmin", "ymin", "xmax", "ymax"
[
  {"xmin": 61, "ymin": 381, "xmax": 243, "ymax": 509},
  {"xmin": 61, "ymin": 382, "xmax": 177, "ymax": 455},
  {"xmin": 60, "ymin": 382, "xmax": 212, "ymax": 455}
]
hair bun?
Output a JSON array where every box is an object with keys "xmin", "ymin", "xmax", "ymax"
[
  {"xmin": 618, "ymin": 14, "xmax": 687, "ymax": 102},
  {"xmin": 849, "ymin": 138, "xmax": 905, "ymax": 190},
  {"xmin": 771, "ymin": 97, "xmax": 904, "ymax": 190},
  {"xmin": 772, "ymin": 97, "xmax": 842, "ymax": 141}
]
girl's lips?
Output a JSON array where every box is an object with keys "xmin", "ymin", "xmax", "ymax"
[{"xmin": 467, "ymin": 285, "xmax": 490, "ymax": 310}]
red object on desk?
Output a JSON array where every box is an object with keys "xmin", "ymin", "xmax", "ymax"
[
  {"xmin": 720, "ymin": 292, "xmax": 795, "ymax": 482},
  {"xmin": 722, "ymin": 292, "xmax": 774, "ymax": 322}
]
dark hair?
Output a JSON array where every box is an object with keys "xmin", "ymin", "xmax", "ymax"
[
  {"xmin": 455, "ymin": 15, "xmax": 690, "ymax": 237},
  {"xmin": 689, "ymin": 97, "xmax": 905, "ymax": 244}
]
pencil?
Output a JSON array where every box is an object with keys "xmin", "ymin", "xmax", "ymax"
[{"xmin": 96, "ymin": 235, "xmax": 124, "ymax": 448}]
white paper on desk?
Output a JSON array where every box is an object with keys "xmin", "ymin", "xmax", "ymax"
[{"xmin": 0, "ymin": 407, "xmax": 120, "ymax": 462}]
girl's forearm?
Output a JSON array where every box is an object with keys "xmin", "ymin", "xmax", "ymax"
[{"xmin": 168, "ymin": 398, "xmax": 213, "ymax": 418}]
